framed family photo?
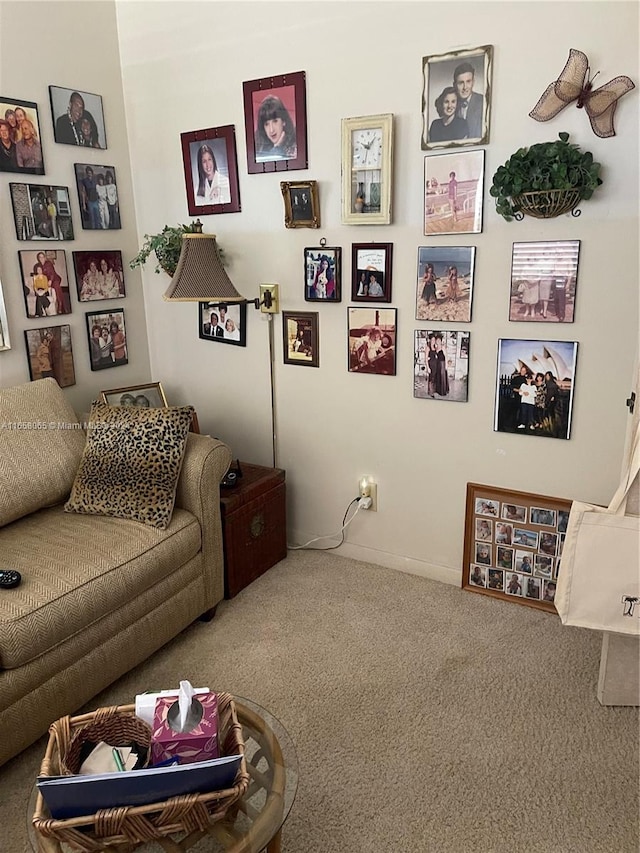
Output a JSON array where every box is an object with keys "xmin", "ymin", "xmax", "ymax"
[
  {"xmin": 180, "ymin": 125, "xmax": 241, "ymax": 216},
  {"xmin": 414, "ymin": 330, "xmax": 470, "ymax": 402},
  {"xmin": 49, "ymin": 85, "xmax": 106, "ymax": 149},
  {"xmin": 494, "ymin": 338, "xmax": 578, "ymax": 440},
  {"xmin": 510, "ymin": 240, "xmax": 580, "ymax": 323},
  {"xmin": 198, "ymin": 302, "xmax": 247, "ymax": 346},
  {"xmin": 415, "ymin": 245, "xmax": 475, "ymax": 322},
  {"xmin": 243, "ymin": 71, "xmax": 308, "ymax": 174},
  {"xmin": 86, "ymin": 308, "xmax": 128, "ymax": 371},
  {"xmin": 24, "ymin": 325, "xmax": 75, "ymax": 387},
  {"xmin": 74, "ymin": 163, "xmax": 120, "ymax": 230},
  {"xmin": 421, "ymin": 45, "xmax": 493, "ymax": 149},
  {"xmin": 351, "ymin": 242, "xmax": 393, "ymax": 302},
  {"xmin": 0, "ymin": 96, "xmax": 45, "ymax": 174},
  {"xmin": 282, "ymin": 311, "xmax": 319, "ymax": 367},
  {"xmin": 10, "ymin": 183, "xmax": 73, "ymax": 241},
  {"xmin": 72, "ymin": 250, "xmax": 126, "ymax": 301},
  {"xmin": 280, "ymin": 180, "xmax": 319, "ymax": 228},
  {"xmin": 348, "ymin": 307, "xmax": 397, "ymax": 376},
  {"xmin": 304, "ymin": 246, "xmax": 341, "ymax": 301},
  {"xmin": 100, "ymin": 382, "xmax": 168, "ymax": 408},
  {"xmin": 424, "ymin": 150, "xmax": 484, "ymax": 236},
  {"xmin": 18, "ymin": 249, "xmax": 72, "ymax": 318}
]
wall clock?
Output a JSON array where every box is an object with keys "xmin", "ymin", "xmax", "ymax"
[{"xmin": 341, "ymin": 113, "xmax": 393, "ymax": 225}]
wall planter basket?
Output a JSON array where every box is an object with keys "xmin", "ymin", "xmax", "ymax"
[{"xmin": 509, "ymin": 188, "xmax": 583, "ymax": 220}]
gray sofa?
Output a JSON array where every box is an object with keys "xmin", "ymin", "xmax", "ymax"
[{"xmin": 0, "ymin": 378, "xmax": 231, "ymax": 766}]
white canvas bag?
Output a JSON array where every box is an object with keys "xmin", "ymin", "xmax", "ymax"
[{"xmin": 555, "ymin": 423, "xmax": 640, "ymax": 635}]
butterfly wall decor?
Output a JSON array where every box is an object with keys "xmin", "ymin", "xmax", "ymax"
[{"xmin": 529, "ymin": 48, "xmax": 635, "ymax": 138}]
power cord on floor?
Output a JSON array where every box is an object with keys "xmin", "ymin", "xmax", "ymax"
[{"xmin": 288, "ymin": 496, "xmax": 363, "ymax": 551}]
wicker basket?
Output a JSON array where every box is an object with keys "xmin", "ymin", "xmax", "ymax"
[
  {"xmin": 32, "ymin": 692, "xmax": 250, "ymax": 853},
  {"xmin": 511, "ymin": 188, "xmax": 582, "ymax": 219},
  {"xmin": 61, "ymin": 706, "xmax": 152, "ymax": 775}
]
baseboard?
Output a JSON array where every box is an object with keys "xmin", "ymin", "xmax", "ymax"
[{"xmin": 287, "ymin": 530, "xmax": 460, "ymax": 587}]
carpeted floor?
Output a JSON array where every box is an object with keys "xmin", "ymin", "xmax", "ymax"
[{"xmin": 2, "ymin": 550, "xmax": 638, "ymax": 852}]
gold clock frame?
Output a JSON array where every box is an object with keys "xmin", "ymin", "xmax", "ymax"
[{"xmin": 341, "ymin": 113, "xmax": 393, "ymax": 225}]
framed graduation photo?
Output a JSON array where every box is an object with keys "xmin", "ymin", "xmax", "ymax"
[{"xmin": 180, "ymin": 125, "xmax": 241, "ymax": 216}]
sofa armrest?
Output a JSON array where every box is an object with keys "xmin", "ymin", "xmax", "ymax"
[{"xmin": 175, "ymin": 433, "xmax": 232, "ymax": 606}]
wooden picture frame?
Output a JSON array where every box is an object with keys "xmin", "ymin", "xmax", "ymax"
[
  {"xmin": 0, "ymin": 95, "xmax": 45, "ymax": 174},
  {"xmin": 243, "ymin": 71, "xmax": 308, "ymax": 174},
  {"xmin": 463, "ymin": 482, "xmax": 570, "ymax": 611},
  {"xmin": 351, "ymin": 242, "xmax": 393, "ymax": 302},
  {"xmin": 341, "ymin": 113, "xmax": 393, "ymax": 225},
  {"xmin": 18, "ymin": 249, "xmax": 72, "ymax": 317},
  {"xmin": 282, "ymin": 311, "xmax": 319, "ymax": 367},
  {"xmin": 100, "ymin": 382, "xmax": 168, "ymax": 408},
  {"xmin": 73, "ymin": 163, "xmax": 121, "ymax": 230},
  {"xmin": 424, "ymin": 150, "xmax": 484, "ymax": 236},
  {"xmin": 49, "ymin": 85, "xmax": 107, "ymax": 149},
  {"xmin": 85, "ymin": 308, "xmax": 127, "ymax": 371},
  {"xmin": 509, "ymin": 240, "xmax": 580, "ymax": 324},
  {"xmin": 280, "ymin": 180, "xmax": 319, "ymax": 228},
  {"xmin": 198, "ymin": 302, "xmax": 247, "ymax": 346},
  {"xmin": 304, "ymin": 245, "xmax": 341, "ymax": 301},
  {"xmin": 10, "ymin": 182, "xmax": 74, "ymax": 241},
  {"xmin": 24, "ymin": 324, "xmax": 75, "ymax": 387},
  {"xmin": 180, "ymin": 125, "xmax": 241, "ymax": 216},
  {"xmin": 348, "ymin": 307, "xmax": 397, "ymax": 376},
  {"xmin": 72, "ymin": 250, "xmax": 126, "ymax": 302}
]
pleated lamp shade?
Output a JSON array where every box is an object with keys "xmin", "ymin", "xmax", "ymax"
[{"xmin": 163, "ymin": 233, "xmax": 246, "ymax": 302}]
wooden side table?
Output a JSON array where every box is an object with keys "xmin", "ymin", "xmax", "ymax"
[{"xmin": 219, "ymin": 462, "xmax": 287, "ymax": 598}]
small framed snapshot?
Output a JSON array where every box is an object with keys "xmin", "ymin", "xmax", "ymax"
[
  {"xmin": 530, "ymin": 507, "xmax": 557, "ymax": 527},
  {"xmin": 424, "ymin": 149, "xmax": 484, "ymax": 236},
  {"xmin": 180, "ymin": 125, "xmax": 240, "ymax": 215},
  {"xmin": 280, "ymin": 180, "xmax": 320, "ymax": 228},
  {"xmin": 100, "ymin": 382, "xmax": 168, "ymax": 408},
  {"xmin": 74, "ymin": 163, "xmax": 120, "ymax": 230},
  {"xmin": 416, "ymin": 246, "xmax": 475, "ymax": 322},
  {"xmin": 475, "ymin": 518, "xmax": 493, "ymax": 542},
  {"xmin": 86, "ymin": 308, "xmax": 128, "ymax": 370},
  {"xmin": 304, "ymin": 246, "xmax": 341, "ymax": 301},
  {"xmin": 414, "ymin": 330, "xmax": 470, "ymax": 402},
  {"xmin": 282, "ymin": 311, "xmax": 319, "ymax": 367},
  {"xmin": 10, "ymin": 183, "xmax": 73, "ymax": 241},
  {"xmin": 18, "ymin": 250, "xmax": 72, "ymax": 317},
  {"xmin": 198, "ymin": 302, "xmax": 247, "ymax": 346},
  {"xmin": 421, "ymin": 45, "xmax": 493, "ymax": 149},
  {"xmin": 24, "ymin": 325, "xmax": 75, "ymax": 387},
  {"xmin": 0, "ymin": 96, "xmax": 45, "ymax": 174},
  {"xmin": 243, "ymin": 71, "xmax": 308, "ymax": 174},
  {"xmin": 475, "ymin": 498, "xmax": 499, "ymax": 517},
  {"xmin": 351, "ymin": 242, "xmax": 393, "ymax": 302},
  {"xmin": 49, "ymin": 85, "xmax": 106, "ymax": 149},
  {"xmin": 72, "ymin": 250, "xmax": 126, "ymax": 301},
  {"xmin": 510, "ymin": 240, "xmax": 580, "ymax": 324},
  {"xmin": 469, "ymin": 566, "xmax": 487, "ymax": 588},
  {"xmin": 494, "ymin": 338, "xmax": 578, "ymax": 440},
  {"xmin": 463, "ymin": 482, "xmax": 571, "ymax": 611},
  {"xmin": 348, "ymin": 307, "xmax": 397, "ymax": 376}
]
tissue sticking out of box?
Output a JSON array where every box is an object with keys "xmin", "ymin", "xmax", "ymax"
[{"xmin": 171, "ymin": 680, "xmax": 202, "ymax": 733}]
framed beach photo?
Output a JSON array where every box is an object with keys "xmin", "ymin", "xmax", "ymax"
[
  {"xmin": 351, "ymin": 243, "xmax": 393, "ymax": 302},
  {"xmin": 414, "ymin": 330, "xmax": 470, "ymax": 402},
  {"xmin": 74, "ymin": 163, "xmax": 120, "ymax": 230},
  {"xmin": 304, "ymin": 246, "xmax": 341, "ymax": 301},
  {"xmin": 280, "ymin": 180, "xmax": 320, "ymax": 228},
  {"xmin": 198, "ymin": 302, "xmax": 247, "ymax": 346},
  {"xmin": 0, "ymin": 96, "xmax": 45, "ymax": 174},
  {"xmin": 100, "ymin": 382, "xmax": 168, "ymax": 408},
  {"xmin": 10, "ymin": 183, "xmax": 73, "ymax": 241},
  {"xmin": 421, "ymin": 45, "xmax": 493, "ymax": 149},
  {"xmin": 49, "ymin": 85, "xmax": 106, "ymax": 149},
  {"xmin": 24, "ymin": 325, "xmax": 75, "ymax": 387},
  {"xmin": 180, "ymin": 125, "xmax": 241, "ymax": 216},
  {"xmin": 243, "ymin": 71, "xmax": 308, "ymax": 174},
  {"xmin": 282, "ymin": 311, "xmax": 319, "ymax": 367},
  {"xmin": 348, "ymin": 307, "xmax": 397, "ymax": 376},
  {"xmin": 72, "ymin": 251, "xmax": 126, "ymax": 301},
  {"xmin": 18, "ymin": 250, "xmax": 72, "ymax": 318},
  {"xmin": 85, "ymin": 308, "xmax": 128, "ymax": 371},
  {"xmin": 424, "ymin": 150, "xmax": 484, "ymax": 236},
  {"xmin": 416, "ymin": 246, "xmax": 475, "ymax": 322},
  {"xmin": 510, "ymin": 240, "xmax": 580, "ymax": 323},
  {"xmin": 494, "ymin": 338, "xmax": 578, "ymax": 440}
]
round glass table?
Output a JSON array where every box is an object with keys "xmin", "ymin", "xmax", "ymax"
[{"xmin": 28, "ymin": 696, "xmax": 298, "ymax": 853}]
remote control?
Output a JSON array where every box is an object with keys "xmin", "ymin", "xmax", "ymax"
[{"xmin": 0, "ymin": 570, "xmax": 22, "ymax": 589}]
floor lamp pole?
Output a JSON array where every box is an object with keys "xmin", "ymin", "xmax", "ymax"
[{"xmin": 267, "ymin": 315, "xmax": 278, "ymax": 469}]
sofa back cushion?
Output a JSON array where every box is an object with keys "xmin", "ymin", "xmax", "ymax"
[{"xmin": 0, "ymin": 378, "xmax": 87, "ymax": 528}]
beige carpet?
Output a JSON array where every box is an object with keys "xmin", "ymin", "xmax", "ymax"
[{"xmin": 2, "ymin": 550, "xmax": 638, "ymax": 852}]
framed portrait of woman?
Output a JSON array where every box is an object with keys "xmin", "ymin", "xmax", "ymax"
[
  {"xmin": 304, "ymin": 246, "xmax": 341, "ymax": 302},
  {"xmin": 243, "ymin": 71, "xmax": 308, "ymax": 174},
  {"xmin": 180, "ymin": 125, "xmax": 241, "ymax": 216}
]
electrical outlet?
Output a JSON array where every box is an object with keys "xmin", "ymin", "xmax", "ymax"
[
  {"xmin": 359, "ymin": 477, "xmax": 377, "ymax": 511},
  {"xmin": 260, "ymin": 284, "xmax": 279, "ymax": 314}
]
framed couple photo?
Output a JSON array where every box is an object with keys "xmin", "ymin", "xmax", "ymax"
[{"xmin": 180, "ymin": 125, "xmax": 241, "ymax": 216}]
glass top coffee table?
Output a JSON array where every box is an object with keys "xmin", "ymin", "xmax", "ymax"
[{"xmin": 28, "ymin": 696, "xmax": 298, "ymax": 853}]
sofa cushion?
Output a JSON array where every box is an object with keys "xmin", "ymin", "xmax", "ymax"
[
  {"xmin": 0, "ymin": 503, "xmax": 202, "ymax": 669},
  {"xmin": 64, "ymin": 401, "xmax": 194, "ymax": 529},
  {"xmin": 0, "ymin": 379, "xmax": 86, "ymax": 528}
]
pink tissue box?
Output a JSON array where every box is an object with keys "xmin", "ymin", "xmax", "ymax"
[{"xmin": 151, "ymin": 692, "xmax": 218, "ymax": 766}]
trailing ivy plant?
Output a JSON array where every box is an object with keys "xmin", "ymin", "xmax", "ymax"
[
  {"xmin": 129, "ymin": 222, "xmax": 226, "ymax": 277},
  {"xmin": 490, "ymin": 132, "xmax": 603, "ymax": 221}
]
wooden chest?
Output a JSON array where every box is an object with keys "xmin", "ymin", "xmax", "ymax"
[{"xmin": 219, "ymin": 462, "xmax": 287, "ymax": 598}]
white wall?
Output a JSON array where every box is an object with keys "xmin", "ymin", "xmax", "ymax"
[
  {"xmin": 0, "ymin": 1, "xmax": 151, "ymax": 413},
  {"xmin": 117, "ymin": 1, "xmax": 638, "ymax": 583}
]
